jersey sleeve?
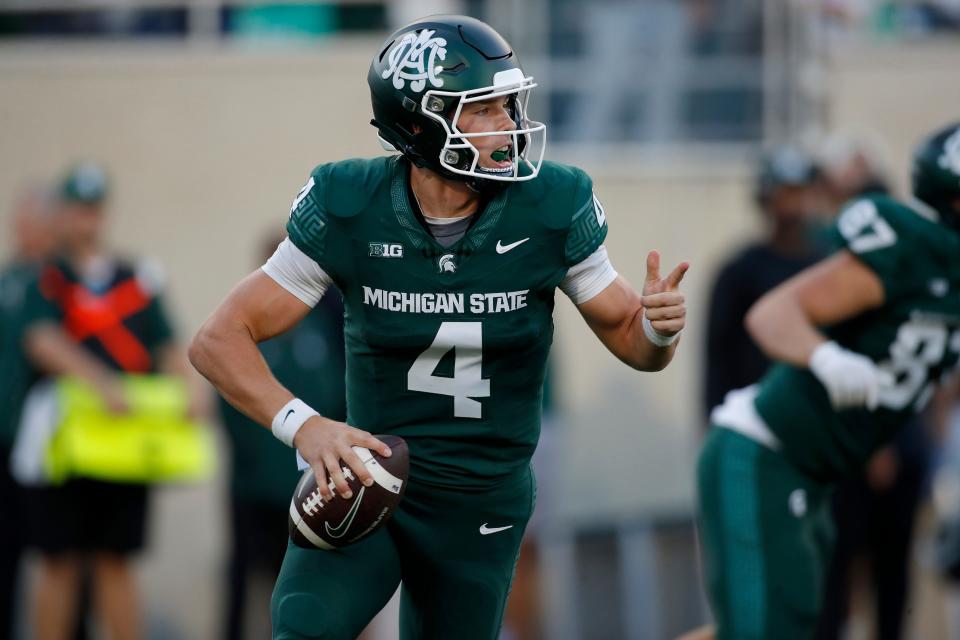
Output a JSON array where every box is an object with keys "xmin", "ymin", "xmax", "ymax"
[
  {"xmin": 830, "ymin": 198, "xmax": 908, "ymax": 297},
  {"xmin": 563, "ymin": 170, "xmax": 609, "ymax": 267},
  {"xmin": 285, "ymin": 166, "xmax": 335, "ymax": 274},
  {"xmin": 559, "ymin": 245, "xmax": 618, "ymax": 304},
  {"xmin": 261, "ymin": 238, "xmax": 333, "ymax": 307},
  {"xmin": 20, "ymin": 267, "xmax": 63, "ymax": 330}
]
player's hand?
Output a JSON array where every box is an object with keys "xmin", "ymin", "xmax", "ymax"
[
  {"xmin": 640, "ymin": 250, "xmax": 689, "ymax": 338},
  {"xmin": 95, "ymin": 375, "xmax": 129, "ymax": 414},
  {"xmin": 293, "ymin": 417, "xmax": 392, "ymax": 501},
  {"xmin": 808, "ymin": 341, "xmax": 894, "ymax": 410}
]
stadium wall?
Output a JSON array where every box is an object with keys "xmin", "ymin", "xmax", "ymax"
[{"xmin": 1, "ymin": 37, "xmax": 958, "ymax": 637}]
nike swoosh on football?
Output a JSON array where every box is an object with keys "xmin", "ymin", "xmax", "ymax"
[
  {"xmin": 495, "ymin": 238, "xmax": 530, "ymax": 254},
  {"xmin": 479, "ymin": 523, "xmax": 514, "ymax": 535},
  {"xmin": 324, "ymin": 486, "xmax": 365, "ymax": 539}
]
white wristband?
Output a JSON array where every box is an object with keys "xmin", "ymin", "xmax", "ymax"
[
  {"xmin": 642, "ymin": 314, "xmax": 679, "ymax": 347},
  {"xmin": 271, "ymin": 398, "xmax": 319, "ymax": 448}
]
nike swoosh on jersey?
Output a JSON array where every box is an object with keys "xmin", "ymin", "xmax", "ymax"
[
  {"xmin": 479, "ymin": 523, "xmax": 514, "ymax": 535},
  {"xmin": 495, "ymin": 238, "xmax": 530, "ymax": 254},
  {"xmin": 324, "ymin": 485, "xmax": 365, "ymax": 539}
]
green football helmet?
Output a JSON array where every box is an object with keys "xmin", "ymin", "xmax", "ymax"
[
  {"xmin": 368, "ymin": 15, "xmax": 546, "ymax": 183},
  {"xmin": 913, "ymin": 122, "xmax": 960, "ymax": 227}
]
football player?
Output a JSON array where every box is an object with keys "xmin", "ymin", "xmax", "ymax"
[
  {"xmin": 696, "ymin": 121, "xmax": 960, "ymax": 640},
  {"xmin": 190, "ymin": 15, "xmax": 688, "ymax": 640}
]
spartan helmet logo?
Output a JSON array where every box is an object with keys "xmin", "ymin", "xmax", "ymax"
[
  {"xmin": 382, "ymin": 29, "xmax": 447, "ymax": 93},
  {"xmin": 438, "ymin": 254, "xmax": 457, "ymax": 273},
  {"xmin": 939, "ymin": 129, "xmax": 960, "ymax": 175}
]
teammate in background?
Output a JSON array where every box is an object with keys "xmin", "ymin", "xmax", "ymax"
[
  {"xmin": 696, "ymin": 121, "xmax": 960, "ymax": 640},
  {"xmin": 0, "ymin": 185, "xmax": 59, "ymax": 640},
  {"xmin": 220, "ymin": 233, "xmax": 346, "ymax": 640},
  {"xmin": 813, "ymin": 137, "xmax": 930, "ymax": 640},
  {"xmin": 702, "ymin": 146, "xmax": 823, "ymax": 420},
  {"xmin": 190, "ymin": 15, "xmax": 688, "ymax": 639},
  {"xmin": 20, "ymin": 161, "xmax": 202, "ymax": 640}
]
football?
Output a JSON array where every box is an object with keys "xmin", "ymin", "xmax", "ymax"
[{"xmin": 288, "ymin": 434, "xmax": 409, "ymax": 549}]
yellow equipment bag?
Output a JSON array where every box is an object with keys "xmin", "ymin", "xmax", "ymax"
[{"xmin": 45, "ymin": 376, "xmax": 216, "ymax": 485}]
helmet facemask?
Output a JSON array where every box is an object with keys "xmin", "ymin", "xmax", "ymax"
[{"xmin": 419, "ymin": 69, "xmax": 546, "ymax": 182}]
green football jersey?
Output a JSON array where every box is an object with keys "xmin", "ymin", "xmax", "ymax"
[
  {"xmin": 754, "ymin": 195, "xmax": 960, "ymax": 480},
  {"xmin": 286, "ymin": 156, "xmax": 607, "ymax": 487}
]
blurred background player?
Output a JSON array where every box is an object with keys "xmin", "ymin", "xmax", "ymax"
[
  {"xmin": 697, "ymin": 121, "xmax": 960, "ymax": 640},
  {"xmin": 219, "ymin": 232, "xmax": 346, "ymax": 640},
  {"xmin": 813, "ymin": 134, "xmax": 936, "ymax": 640},
  {"xmin": 0, "ymin": 184, "xmax": 58, "ymax": 640},
  {"xmin": 19, "ymin": 161, "xmax": 203, "ymax": 640},
  {"xmin": 702, "ymin": 145, "xmax": 823, "ymax": 420}
]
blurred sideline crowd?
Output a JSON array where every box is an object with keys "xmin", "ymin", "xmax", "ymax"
[
  {"xmin": 5, "ymin": 128, "xmax": 960, "ymax": 640},
  {"xmin": 0, "ymin": 162, "xmax": 351, "ymax": 640},
  {"xmin": 0, "ymin": 0, "xmax": 958, "ymax": 41}
]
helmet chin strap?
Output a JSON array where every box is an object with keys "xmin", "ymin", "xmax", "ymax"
[{"xmin": 467, "ymin": 174, "xmax": 511, "ymax": 196}]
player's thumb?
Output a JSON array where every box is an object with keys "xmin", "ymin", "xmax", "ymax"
[{"xmin": 645, "ymin": 251, "xmax": 661, "ymax": 284}]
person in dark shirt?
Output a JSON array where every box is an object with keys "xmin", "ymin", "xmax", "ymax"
[
  {"xmin": 702, "ymin": 145, "xmax": 824, "ymax": 420},
  {"xmin": 220, "ymin": 234, "xmax": 346, "ymax": 640}
]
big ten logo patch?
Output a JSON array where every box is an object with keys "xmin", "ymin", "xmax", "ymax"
[{"xmin": 369, "ymin": 243, "xmax": 404, "ymax": 258}]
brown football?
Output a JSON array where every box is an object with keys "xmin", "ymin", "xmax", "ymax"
[{"xmin": 288, "ymin": 435, "xmax": 409, "ymax": 549}]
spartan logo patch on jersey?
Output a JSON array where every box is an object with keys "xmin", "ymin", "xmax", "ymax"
[
  {"xmin": 382, "ymin": 29, "xmax": 447, "ymax": 93},
  {"xmin": 369, "ymin": 242, "xmax": 404, "ymax": 258},
  {"xmin": 788, "ymin": 489, "xmax": 807, "ymax": 518},
  {"xmin": 938, "ymin": 128, "xmax": 960, "ymax": 176},
  {"xmin": 930, "ymin": 278, "xmax": 950, "ymax": 297},
  {"xmin": 438, "ymin": 253, "xmax": 457, "ymax": 273}
]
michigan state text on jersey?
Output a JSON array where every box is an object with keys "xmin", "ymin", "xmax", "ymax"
[
  {"xmin": 190, "ymin": 15, "xmax": 688, "ymax": 640},
  {"xmin": 696, "ymin": 122, "xmax": 960, "ymax": 640}
]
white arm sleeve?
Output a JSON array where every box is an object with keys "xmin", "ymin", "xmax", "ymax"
[
  {"xmin": 559, "ymin": 245, "xmax": 618, "ymax": 305},
  {"xmin": 260, "ymin": 238, "xmax": 332, "ymax": 307}
]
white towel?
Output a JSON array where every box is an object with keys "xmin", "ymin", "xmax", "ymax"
[{"xmin": 10, "ymin": 381, "xmax": 61, "ymax": 486}]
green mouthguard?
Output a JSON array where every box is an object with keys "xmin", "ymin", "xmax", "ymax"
[{"xmin": 491, "ymin": 150, "xmax": 511, "ymax": 162}]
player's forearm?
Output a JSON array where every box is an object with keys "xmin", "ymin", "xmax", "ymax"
[
  {"xmin": 188, "ymin": 318, "xmax": 294, "ymax": 427},
  {"xmin": 25, "ymin": 323, "xmax": 117, "ymax": 387},
  {"xmin": 745, "ymin": 288, "xmax": 825, "ymax": 367}
]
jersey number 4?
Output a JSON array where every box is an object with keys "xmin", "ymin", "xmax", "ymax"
[{"xmin": 408, "ymin": 322, "xmax": 491, "ymax": 418}]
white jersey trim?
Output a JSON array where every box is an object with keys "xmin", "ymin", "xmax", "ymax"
[
  {"xmin": 261, "ymin": 238, "xmax": 332, "ymax": 308},
  {"xmin": 560, "ymin": 245, "xmax": 618, "ymax": 305}
]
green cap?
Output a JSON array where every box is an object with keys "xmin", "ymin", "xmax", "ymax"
[{"xmin": 60, "ymin": 161, "xmax": 109, "ymax": 204}]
